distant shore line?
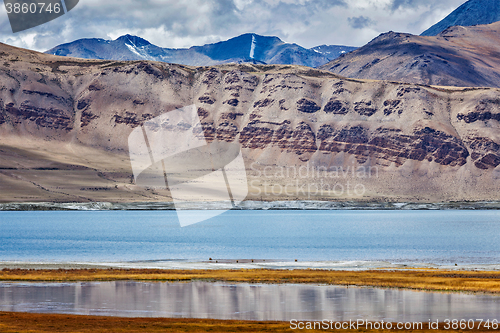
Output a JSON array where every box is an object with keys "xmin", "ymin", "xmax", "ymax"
[
  {"xmin": 1, "ymin": 260, "xmax": 499, "ymax": 273},
  {"xmin": 2, "ymin": 200, "xmax": 500, "ymax": 211}
]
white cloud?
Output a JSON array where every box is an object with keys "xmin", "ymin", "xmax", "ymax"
[{"xmin": 234, "ymin": 0, "xmax": 254, "ymax": 10}]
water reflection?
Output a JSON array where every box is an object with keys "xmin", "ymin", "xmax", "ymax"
[{"xmin": 0, "ymin": 281, "xmax": 499, "ymax": 321}]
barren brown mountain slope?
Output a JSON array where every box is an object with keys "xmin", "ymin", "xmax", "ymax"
[
  {"xmin": 321, "ymin": 22, "xmax": 500, "ymax": 88},
  {"xmin": 0, "ymin": 42, "xmax": 500, "ymax": 203}
]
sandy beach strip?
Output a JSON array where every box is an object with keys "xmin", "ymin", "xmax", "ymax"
[{"xmin": 2, "ymin": 260, "xmax": 499, "ymax": 271}]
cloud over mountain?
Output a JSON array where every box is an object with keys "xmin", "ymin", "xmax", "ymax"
[{"xmin": 0, "ymin": 0, "xmax": 465, "ymax": 53}]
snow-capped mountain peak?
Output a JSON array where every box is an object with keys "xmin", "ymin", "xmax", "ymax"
[
  {"xmin": 116, "ymin": 34, "xmax": 151, "ymax": 47},
  {"xmin": 46, "ymin": 33, "xmax": 357, "ymax": 68}
]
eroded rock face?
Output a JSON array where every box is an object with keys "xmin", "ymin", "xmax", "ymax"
[
  {"xmin": 80, "ymin": 110, "xmax": 98, "ymax": 128},
  {"xmin": 199, "ymin": 96, "xmax": 215, "ymax": 104},
  {"xmin": 215, "ymin": 122, "xmax": 239, "ymax": 142},
  {"xmin": 192, "ymin": 71, "xmax": 500, "ymax": 170},
  {"xmin": 238, "ymin": 120, "xmax": 317, "ymax": 157},
  {"xmin": 3, "ymin": 102, "xmax": 73, "ymax": 131},
  {"xmin": 457, "ymin": 99, "xmax": 500, "ymax": 123},
  {"xmin": 466, "ymin": 137, "xmax": 500, "ymax": 169},
  {"xmin": 383, "ymin": 100, "xmax": 402, "ymax": 115},
  {"xmin": 239, "ymin": 123, "xmax": 274, "ymax": 149},
  {"xmin": 315, "ymin": 125, "xmax": 468, "ymax": 166},
  {"xmin": 324, "ymin": 99, "xmax": 349, "ymax": 114},
  {"xmin": 112, "ymin": 112, "xmax": 155, "ymax": 128},
  {"xmin": 0, "ymin": 82, "xmax": 75, "ymax": 132},
  {"xmin": 0, "ymin": 44, "xmax": 499, "ymax": 173},
  {"xmin": 454, "ymin": 98, "xmax": 500, "ymax": 169},
  {"xmin": 354, "ymin": 101, "xmax": 377, "ymax": 116},
  {"xmin": 297, "ymin": 98, "xmax": 321, "ymax": 113}
]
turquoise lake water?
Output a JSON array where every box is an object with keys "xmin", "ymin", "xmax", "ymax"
[{"xmin": 1, "ymin": 210, "xmax": 499, "ymax": 264}]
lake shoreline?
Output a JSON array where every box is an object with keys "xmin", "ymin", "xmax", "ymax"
[
  {"xmin": 1, "ymin": 260, "xmax": 500, "ymax": 272},
  {"xmin": 1, "ymin": 268, "xmax": 500, "ymax": 294},
  {"xmin": 0, "ymin": 312, "xmax": 487, "ymax": 333},
  {"xmin": 2, "ymin": 200, "xmax": 500, "ymax": 211}
]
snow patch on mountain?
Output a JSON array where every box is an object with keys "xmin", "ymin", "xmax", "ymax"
[
  {"xmin": 250, "ymin": 34, "xmax": 256, "ymax": 59},
  {"xmin": 125, "ymin": 43, "xmax": 154, "ymax": 61},
  {"xmin": 46, "ymin": 33, "xmax": 358, "ymax": 68}
]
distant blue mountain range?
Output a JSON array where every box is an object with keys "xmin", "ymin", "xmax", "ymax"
[
  {"xmin": 45, "ymin": 33, "xmax": 357, "ymax": 68},
  {"xmin": 421, "ymin": 0, "xmax": 500, "ymax": 36}
]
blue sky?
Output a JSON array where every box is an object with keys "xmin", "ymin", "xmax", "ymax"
[{"xmin": 0, "ymin": 0, "xmax": 466, "ymax": 51}]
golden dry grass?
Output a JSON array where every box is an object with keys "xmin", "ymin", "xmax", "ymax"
[
  {"xmin": 1, "ymin": 269, "xmax": 499, "ymax": 332},
  {"xmin": 1, "ymin": 268, "xmax": 500, "ymax": 293},
  {"xmin": 0, "ymin": 312, "xmax": 495, "ymax": 333}
]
